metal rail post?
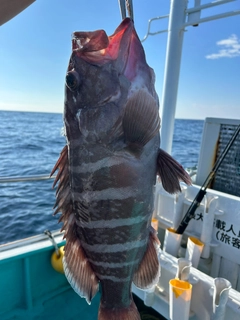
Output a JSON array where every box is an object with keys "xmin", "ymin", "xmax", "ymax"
[{"xmin": 160, "ymin": 0, "xmax": 188, "ymax": 154}]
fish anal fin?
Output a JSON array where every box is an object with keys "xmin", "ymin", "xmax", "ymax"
[
  {"xmin": 122, "ymin": 90, "xmax": 160, "ymax": 147},
  {"xmin": 157, "ymin": 148, "xmax": 192, "ymax": 194},
  {"xmin": 133, "ymin": 228, "xmax": 160, "ymax": 289},
  {"xmin": 63, "ymin": 226, "xmax": 99, "ymax": 304},
  {"xmin": 99, "ymin": 299, "xmax": 140, "ymax": 320}
]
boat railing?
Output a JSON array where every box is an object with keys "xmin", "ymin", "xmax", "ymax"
[
  {"xmin": 0, "ymin": 170, "xmax": 197, "ymax": 184},
  {"xmin": 0, "ymin": 174, "xmax": 55, "ymax": 183}
]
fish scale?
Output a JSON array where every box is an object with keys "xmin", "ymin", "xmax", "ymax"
[{"xmin": 51, "ymin": 18, "xmax": 191, "ymax": 320}]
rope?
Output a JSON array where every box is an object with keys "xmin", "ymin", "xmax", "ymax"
[{"xmin": 44, "ymin": 230, "xmax": 60, "ymax": 258}]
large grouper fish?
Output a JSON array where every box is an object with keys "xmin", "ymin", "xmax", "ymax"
[{"xmin": 51, "ymin": 18, "xmax": 191, "ymax": 320}]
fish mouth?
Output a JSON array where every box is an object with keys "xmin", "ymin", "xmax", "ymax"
[{"xmin": 72, "ymin": 18, "xmax": 143, "ymax": 80}]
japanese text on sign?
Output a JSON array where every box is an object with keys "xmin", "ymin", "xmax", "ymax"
[{"xmin": 215, "ymin": 219, "xmax": 240, "ymax": 249}]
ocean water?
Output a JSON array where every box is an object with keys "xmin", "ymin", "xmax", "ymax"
[{"xmin": 0, "ymin": 111, "xmax": 203, "ymax": 244}]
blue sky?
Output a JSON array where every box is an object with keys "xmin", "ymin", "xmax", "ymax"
[{"xmin": 0, "ymin": 0, "xmax": 240, "ymax": 119}]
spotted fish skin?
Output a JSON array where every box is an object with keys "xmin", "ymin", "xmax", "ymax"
[{"xmin": 51, "ymin": 18, "xmax": 191, "ymax": 320}]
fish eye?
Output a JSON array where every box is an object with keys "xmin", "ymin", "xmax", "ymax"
[{"xmin": 65, "ymin": 71, "xmax": 80, "ymax": 91}]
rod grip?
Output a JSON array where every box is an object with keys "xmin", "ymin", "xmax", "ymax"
[{"xmin": 176, "ymin": 189, "xmax": 206, "ymax": 234}]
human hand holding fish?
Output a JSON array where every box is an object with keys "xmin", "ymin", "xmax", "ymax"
[{"xmin": 51, "ymin": 17, "xmax": 191, "ymax": 320}]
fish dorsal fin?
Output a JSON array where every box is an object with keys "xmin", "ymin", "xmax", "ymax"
[
  {"xmin": 51, "ymin": 145, "xmax": 71, "ymax": 217},
  {"xmin": 51, "ymin": 146, "xmax": 99, "ymax": 304},
  {"xmin": 133, "ymin": 227, "xmax": 160, "ymax": 289},
  {"xmin": 63, "ymin": 222, "xmax": 99, "ymax": 304},
  {"xmin": 157, "ymin": 148, "xmax": 192, "ymax": 194},
  {"xmin": 122, "ymin": 89, "xmax": 160, "ymax": 147}
]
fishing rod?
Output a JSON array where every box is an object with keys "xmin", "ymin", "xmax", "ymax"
[{"xmin": 176, "ymin": 123, "xmax": 240, "ymax": 235}]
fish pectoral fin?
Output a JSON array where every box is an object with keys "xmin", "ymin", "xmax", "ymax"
[
  {"xmin": 63, "ymin": 231, "xmax": 99, "ymax": 304},
  {"xmin": 157, "ymin": 148, "xmax": 192, "ymax": 194},
  {"xmin": 133, "ymin": 227, "xmax": 160, "ymax": 289},
  {"xmin": 122, "ymin": 89, "xmax": 160, "ymax": 147}
]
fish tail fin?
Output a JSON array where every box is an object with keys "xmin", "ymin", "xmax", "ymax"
[
  {"xmin": 157, "ymin": 148, "xmax": 192, "ymax": 194},
  {"xmin": 98, "ymin": 299, "xmax": 140, "ymax": 320}
]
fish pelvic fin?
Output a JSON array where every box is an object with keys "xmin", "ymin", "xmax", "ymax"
[
  {"xmin": 133, "ymin": 227, "xmax": 160, "ymax": 289},
  {"xmin": 98, "ymin": 299, "xmax": 140, "ymax": 320},
  {"xmin": 122, "ymin": 89, "xmax": 160, "ymax": 148},
  {"xmin": 63, "ymin": 222, "xmax": 99, "ymax": 304},
  {"xmin": 157, "ymin": 148, "xmax": 192, "ymax": 194}
]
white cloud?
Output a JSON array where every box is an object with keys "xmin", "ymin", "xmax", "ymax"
[{"xmin": 206, "ymin": 34, "xmax": 240, "ymax": 59}]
